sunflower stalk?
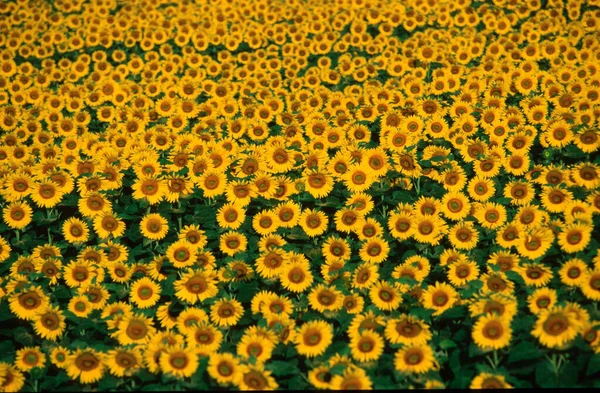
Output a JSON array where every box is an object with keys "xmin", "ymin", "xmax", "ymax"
[
  {"xmin": 414, "ymin": 176, "xmax": 422, "ymax": 195},
  {"xmin": 177, "ymin": 201, "xmax": 183, "ymax": 231},
  {"xmin": 546, "ymin": 353, "xmax": 565, "ymax": 375},
  {"xmin": 487, "ymin": 350, "xmax": 501, "ymax": 369}
]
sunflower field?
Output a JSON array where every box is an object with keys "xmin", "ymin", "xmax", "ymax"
[{"xmin": 0, "ymin": 0, "xmax": 600, "ymax": 390}]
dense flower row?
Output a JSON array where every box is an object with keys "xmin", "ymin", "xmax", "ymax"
[{"xmin": 0, "ymin": 0, "xmax": 599, "ymax": 391}]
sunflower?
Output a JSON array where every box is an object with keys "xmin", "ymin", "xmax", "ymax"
[
  {"xmin": 369, "ymin": 280, "xmax": 403, "ymax": 311},
  {"xmin": 473, "ymin": 202, "xmax": 507, "ymax": 230},
  {"xmin": 9, "ymin": 286, "xmax": 49, "ymax": 320},
  {"xmin": 558, "ymin": 258, "xmax": 588, "ymax": 287},
  {"xmin": 540, "ymin": 185, "xmax": 573, "ymax": 213},
  {"xmin": 78, "ymin": 192, "xmax": 112, "ymax": 218},
  {"xmin": 356, "ymin": 234, "xmax": 389, "ymax": 263},
  {"xmin": 295, "ymin": 320, "xmax": 334, "ymax": 358},
  {"xmin": 2, "ymin": 201, "xmax": 32, "ymax": 229},
  {"xmin": 132, "ymin": 175, "xmax": 166, "ymax": 204},
  {"xmin": 504, "ymin": 180, "xmax": 536, "ymax": 206},
  {"xmin": 139, "ymin": 213, "xmax": 169, "ymax": 240},
  {"xmin": 440, "ymin": 191, "xmax": 471, "ymax": 221},
  {"xmin": 422, "ymin": 282, "xmax": 459, "ymax": 316},
  {"xmin": 571, "ymin": 162, "xmax": 600, "ymax": 189},
  {"xmin": 447, "ymin": 259, "xmax": 480, "ymax": 287},
  {"xmin": 517, "ymin": 263, "xmax": 553, "ymax": 287},
  {"xmin": 30, "ymin": 180, "xmax": 64, "ymax": 208},
  {"xmin": 308, "ymin": 365, "xmax": 333, "ymax": 389},
  {"xmin": 527, "ymin": 287, "xmax": 558, "ymax": 314},
  {"xmin": 61, "ymin": 217, "xmax": 90, "ymax": 243},
  {"xmin": 219, "ymin": 231, "xmax": 248, "ymax": 257},
  {"xmin": 557, "ymin": 223, "xmax": 592, "ymax": 253},
  {"xmin": 166, "ymin": 239, "xmax": 197, "ymax": 268},
  {"xmin": 176, "ymin": 307, "xmax": 210, "ymax": 335},
  {"xmin": 159, "ymin": 345, "xmax": 198, "ymax": 379},
  {"xmin": 308, "ymin": 284, "xmax": 344, "ymax": 314},
  {"xmin": 237, "ymin": 333, "xmax": 275, "ymax": 363},
  {"xmin": 354, "ymin": 217, "xmax": 384, "ymax": 241},
  {"xmin": 208, "ymin": 352, "xmax": 242, "ymax": 386},
  {"xmin": 33, "ymin": 305, "xmax": 66, "ymax": 341},
  {"xmin": 114, "ymin": 313, "xmax": 156, "ymax": 346},
  {"xmin": 15, "ymin": 346, "xmax": 46, "ymax": 372},
  {"xmin": 514, "ymin": 204, "xmax": 548, "ymax": 229},
  {"xmin": 341, "ymin": 164, "xmax": 375, "ymax": 193},
  {"xmin": 3, "ymin": 172, "xmax": 33, "ymax": 201},
  {"xmin": 0, "ymin": 235, "xmax": 10, "ymax": 263},
  {"xmin": 467, "ymin": 176, "xmax": 496, "ymax": 202},
  {"xmin": 342, "ymin": 293, "xmax": 365, "ymax": 315},
  {"xmin": 280, "ymin": 257, "xmax": 314, "ymax": 293},
  {"xmin": 129, "ymin": 277, "xmax": 161, "ymax": 309},
  {"xmin": 210, "ymin": 298, "xmax": 244, "ymax": 327},
  {"xmin": 448, "ymin": 221, "xmax": 480, "ymax": 250},
  {"xmin": 516, "ymin": 226, "xmax": 555, "ymax": 260},
  {"xmin": 222, "ymin": 178, "xmax": 254, "ymax": 204},
  {"xmin": 0, "ymin": 362, "xmax": 25, "ymax": 392},
  {"xmin": 334, "ymin": 207, "xmax": 363, "ymax": 234},
  {"xmin": 349, "ymin": 330, "xmax": 385, "ymax": 362},
  {"xmin": 186, "ymin": 322, "xmax": 223, "ymax": 355},
  {"xmin": 67, "ymin": 349, "xmax": 106, "ymax": 384},
  {"xmin": 298, "ymin": 208, "xmax": 329, "ymax": 237},
  {"xmin": 260, "ymin": 294, "xmax": 295, "ymax": 320},
  {"xmin": 303, "ymin": 169, "xmax": 334, "ymax": 199},
  {"xmin": 251, "ymin": 210, "xmax": 280, "ymax": 236},
  {"xmin": 174, "ymin": 268, "xmax": 219, "ymax": 304},
  {"xmin": 321, "ymin": 235, "xmax": 351, "ymax": 262},
  {"xmin": 49, "ymin": 346, "xmax": 71, "ymax": 369},
  {"xmin": 93, "ymin": 211, "xmax": 126, "ymax": 239},
  {"xmin": 412, "ymin": 214, "xmax": 447, "ymax": 245},
  {"xmin": 394, "ymin": 344, "xmax": 436, "ymax": 374},
  {"xmin": 106, "ymin": 347, "xmax": 143, "ymax": 377},
  {"xmin": 273, "ymin": 201, "xmax": 301, "ymax": 228},
  {"xmin": 387, "ymin": 211, "xmax": 415, "ymax": 240},
  {"xmin": 216, "ymin": 202, "xmax": 246, "ymax": 230},
  {"xmin": 495, "ymin": 222, "xmax": 524, "ymax": 249},
  {"xmin": 531, "ymin": 306, "xmax": 583, "ymax": 349},
  {"xmin": 580, "ymin": 269, "xmax": 600, "ymax": 301},
  {"xmin": 179, "ymin": 224, "xmax": 208, "ymax": 248},
  {"xmin": 102, "ymin": 302, "xmax": 133, "ymax": 330},
  {"xmin": 237, "ymin": 362, "xmax": 279, "ymax": 391},
  {"xmin": 198, "ymin": 170, "xmax": 228, "ymax": 198},
  {"xmin": 384, "ymin": 315, "xmax": 432, "ymax": 345},
  {"xmin": 470, "ymin": 372, "xmax": 512, "ymax": 389},
  {"xmin": 68, "ymin": 295, "xmax": 93, "ymax": 318},
  {"xmin": 472, "ymin": 314, "xmax": 512, "ymax": 350},
  {"xmin": 330, "ymin": 366, "xmax": 373, "ymax": 390}
]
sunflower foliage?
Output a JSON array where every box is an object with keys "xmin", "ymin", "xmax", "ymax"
[{"xmin": 1, "ymin": 0, "xmax": 600, "ymax": 391}]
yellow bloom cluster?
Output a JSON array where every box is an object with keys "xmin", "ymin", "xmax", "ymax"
[{"xmin": 0, "ymin": 0, "xmax": 599, "ymax": 390}]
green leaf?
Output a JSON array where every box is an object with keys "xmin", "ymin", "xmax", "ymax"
[
  {"xmin": 587, "ymin": 354, "xmax": 600, "ymax": 376},
  {"xmin": 13, "ymin": 326, "xmax": 34, "ymax": 347},
  {"xmin": 330, "ymin": 363, "xmax": 346, "ymax": 376},
  {"xmin": 438, "ymin": 339, "xmax": 457, "ymax": 350},
  {"xmin": 268, "ymin": 360, "xmax": 299, "ymax": 377},
  {"xmin": 560, "ymin": 363, "xmax": 579, "ymax": 387},
  {"xmin": 507, "ymin": 340, "xmax": 545, "ymax": 364},
  {"xmin": 436, "ymin": 305, "xmax": 466, "ymax": 321},
  {"xmin": 142, "ymin": 384, "xmax": 173, "ymax": 391},
  {"xmin": 505, "ymin": 270, "xmax": 526, "ymax": 286},
  {"xmin": 237, "ymin": 281, "xmax": 259, "ymax": 303},
  {"xmin": 535, "ymin": 362, "xmax": 558, "ymax": 388}
]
